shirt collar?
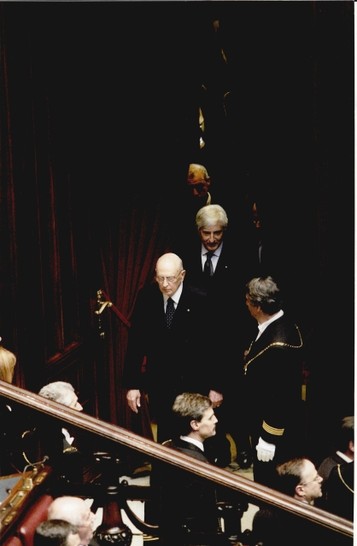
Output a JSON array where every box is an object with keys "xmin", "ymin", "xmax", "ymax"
[
  {"xmin": 258, "ymin": 309, "xmax": 284, "ymax": 337},
  {"xmin": 201, "ymin": 242, "xmax": 223, "ymax": 258},
  {"xmin": 180, "ymin": 435, "xmax": 204, "ymax": 452},
  {"xmin": 166, "ymin": 282, "xmax": 183, "ymax": 306},
  {"xmin": 336, "ymin": 451, "xmax": 353, "ymax": 463}
]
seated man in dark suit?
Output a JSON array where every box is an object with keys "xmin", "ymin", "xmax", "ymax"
[
  {"xmin": 34, "ymin": 519, "xmax": 81, "ymax": 546},
  {"xmin": 37, "ymin": 381, "xmax": 86, "ymax": 483},
  {"xmin": 47, "ymin": 496, "xmax": 100, "ymax": 546},
  {"xmin": 156, "ymin": 392, "xmax": 231, "ymax": 546},
  {"xmin": 316, "ymin": 415, "xmax": 354, "ymax": 513},
  {"xmin": 323, "ymin": 461, "xmax": 354, "ymax": 521}
]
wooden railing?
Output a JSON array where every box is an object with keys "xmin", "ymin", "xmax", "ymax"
[{"xmin": 0, "ymin": 381, "xmax": 353, "ymax": 544}]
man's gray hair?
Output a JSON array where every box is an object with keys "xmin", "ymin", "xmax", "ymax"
[
  {"xmin": 38, "ymin": 381, "xmax": 76, "ymax": 407},
  {"xmin": 246, "ymin": 276, "xmax": 283, "ymax": 314},
  {"xmin": 195, "ymin": 204, "xmax": 228, "ymax": 230}
]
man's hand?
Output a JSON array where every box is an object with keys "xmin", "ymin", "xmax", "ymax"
[
  {"xmin": 126, "ymin": 389, "xmax": 141, "ymax": 413},
  {"xmin": 256, "ymin": 437, "xmax": 276, "ymax": 462}
]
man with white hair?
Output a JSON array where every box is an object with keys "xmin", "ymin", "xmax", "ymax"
[
  {"xmin": 38, "ymin": 381, "xmax": 83, "ymax": 411},
  {"xmin": 38, "ymin": 382, "xmax": 86, "ymax": 482},
  {"xmin": 123, "ymin": 252, "xmax": 217, "ymax": 447},
  {"xmin": 38, "ymin": 381, "xmax": 83, "ymax": 453}
]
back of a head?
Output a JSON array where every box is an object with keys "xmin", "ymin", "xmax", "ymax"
[
  {"xmin": 0, "ymin": 343, "xmax": 17, "ymax": 383},
  {"xmin": 275, "ymin": 458, "xmax": 305, "ymax": 497},
  {"xmin": 38, "ymin": 381, "xmax": 75, "ymax": 407},
  {"xmin": 252, "ymin": 507, "xmax": 282, "ymax": 546},
  {"xmin": 34, "ymin": 519, "xmax": 78, "ymax": 546},
  {"xmin": 337, "ymin": 416, "xmax": 354, "ymax": 452},
  {"xmin": 47, "ymin": 496, "xmax": 85, "ymax": 527},
  {"xmin": 195, "ymin": 204, "xmax": 228, "ymax": 230},
  {"xmin": 246, "ymin": 275, "xmax": 283, "ymax": 315}
]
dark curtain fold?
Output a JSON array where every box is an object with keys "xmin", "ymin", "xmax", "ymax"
[{"xmin": 0, "ymin": 7, "xmax": 20, "ymax": 381}]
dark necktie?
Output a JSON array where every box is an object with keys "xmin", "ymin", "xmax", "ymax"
[
  {"xmin": 165, "ymin": 298, "xmax": 175, "ymax": 329},
  {"xmin": 204, "ymin": 251, "xmax": 214, "ymax": 277}
]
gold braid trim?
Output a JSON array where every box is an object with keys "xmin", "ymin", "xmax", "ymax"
[
  {"xmin": 262, "ymin": 421, "xmax": 284, "ymax": 436},
  {"xmin": 243, "ymin": 324, "xmax": 303, "ymax": 375},
  {"xmin": 337, "ymin": 463, "xmax": 354, "ymax": 493}
]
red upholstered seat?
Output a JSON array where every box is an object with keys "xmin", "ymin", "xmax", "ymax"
[
  {"xmin": 17, "ymin": 494, "xmax": 53, "ymax": 546},
  {"xmin": 2, "ymin": 537, "xmax": 23, "ymax": 546}
]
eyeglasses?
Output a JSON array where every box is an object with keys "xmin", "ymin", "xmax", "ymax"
[
  {"xmin": 156, "ymin": 274, "xmax": 181, "ymax": 284},
  {"xmin": 300, "ymin": 473, "xmax": 321, "ymax": 486}
]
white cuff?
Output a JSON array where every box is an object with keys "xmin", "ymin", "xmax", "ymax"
[{"xmin": 256, "ymin": 437, "xmax": 276, "ymax": 462}]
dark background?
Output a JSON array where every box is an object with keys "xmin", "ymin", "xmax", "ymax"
[{"xmin": 0, "ymin": 1, "xmax": 354, "ymax": 463}]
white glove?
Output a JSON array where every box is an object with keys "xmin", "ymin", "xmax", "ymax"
[{"xmin": 256, "ymin": 437, "xmax": 276, "ymax": 462}]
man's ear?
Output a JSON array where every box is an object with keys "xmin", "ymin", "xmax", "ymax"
[
  {"xmin": 190, "ymin": 419, "xmax": 199, "ymax": 431},
  {"xmin": 295, "ymin": 484, "xmax": 305, "ymax": 499}
]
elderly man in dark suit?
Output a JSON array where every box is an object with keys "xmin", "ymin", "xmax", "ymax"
[{"xmin": 123, "ymin": 252, "xmax": 220, "ymax": 446}]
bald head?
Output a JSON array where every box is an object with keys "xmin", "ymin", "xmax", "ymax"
[
  {"xmin": 155, "ymin": 253, "xmax": 185, "ymax": 297},
  {"xmin": 156, "ymin": 253, "xmax": 183, "ymax": 273},
  {"xmin": 47, "ymin": 496, "xmax": 95, "ymax": 545}
]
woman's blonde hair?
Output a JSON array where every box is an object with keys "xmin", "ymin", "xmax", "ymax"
[{"xmin": 0, "ymin": 344, "xmax": 17, "ymax": 383}]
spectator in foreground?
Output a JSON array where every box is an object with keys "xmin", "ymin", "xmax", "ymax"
[
  {"xmin": 34, "ymin": 519, "xmax": 81, "ymax": 546},
  {"xmin": 275, "ymin": 457, "xmax": 323, "ymax": 505},
  {"xmin": 47, "ymin": 496, "xmax": 99, "ymax": 546},
  {"xmin": 156, "ymin": 392, "xmax": 231, "ymax": 546}
]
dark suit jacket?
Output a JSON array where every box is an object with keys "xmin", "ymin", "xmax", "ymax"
[
  {"xmin": 171, "ymin": 236, "xmax": 255, "ymax": 455},
  {"xmin": 323, "ymin": 461, "xmax": 354, "ymax": 520},
  {"xmin": 317, "ymin": 451, "xmax": 348, "ymax": 481},
  {"xmin": 176, "ymin": 235, "xmax": 253, "ymax": 360},
  {"xmin": 175, "ymin": 234, "xmax": 247, "ymax": 300},
  {"xmin": 173, "ymin": 236, "xmax": 255, "ymax": 432},
  {"xmin": 157, "ymin": 438, "xmax": 221, "ymax": 544},
  {"xmin": 123, "ymin": 281, "xmax": 217, "ymax": 439}
]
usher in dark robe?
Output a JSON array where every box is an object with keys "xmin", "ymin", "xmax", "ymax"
[{"xmin": 242, "ymin": 315, "xmax": 305, "ymax": 487}]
